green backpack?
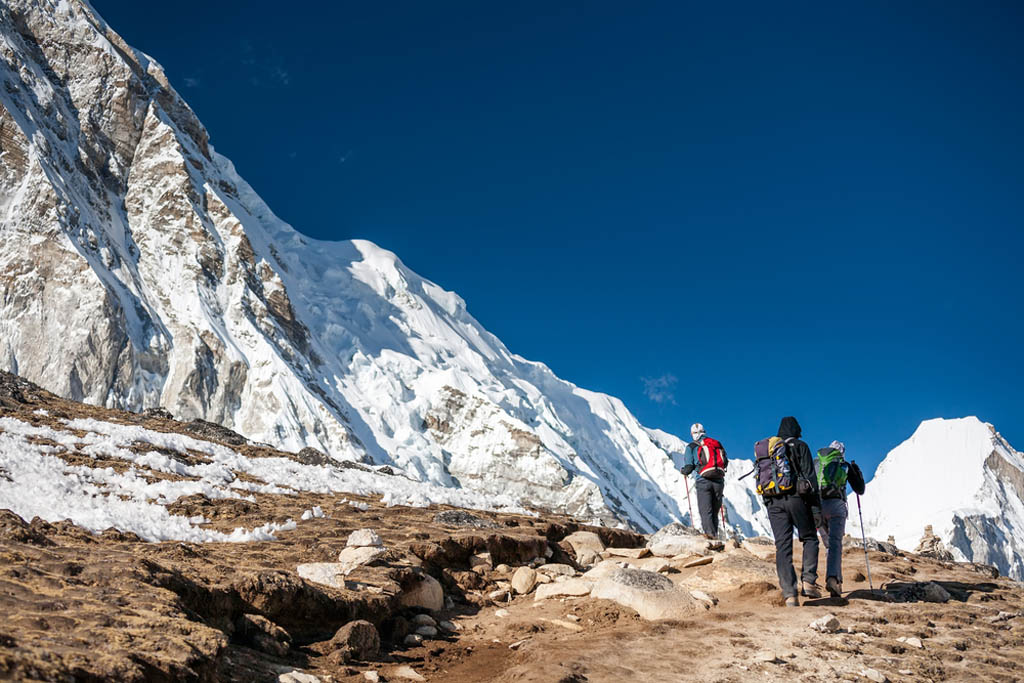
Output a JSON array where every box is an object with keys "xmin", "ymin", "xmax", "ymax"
[{"xmin": 815, "ymin": 447, "xmax": 848, "ymax": 499}]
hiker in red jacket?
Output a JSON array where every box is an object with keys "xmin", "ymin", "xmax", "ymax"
[{"xmin": 680, "ymin": 423, "xmax": 729, "ymax": 538}]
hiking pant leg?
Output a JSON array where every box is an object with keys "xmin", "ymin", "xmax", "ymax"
[
  {"xmin": 710, "ymin": 478, "xmax": 725, "ymax": 536},
  {"xmin": 822, "ymin": 498, "xmax": 848, "ymax": 582},
  {"xmin": 792, "ymin": 495, "xmax": 820, "ymax": 586},
  {"xmin": 695, "ymin": 478, "xmax": 717, "ymax": 537},
  {"xmin": 767, "ymin": 499, "xmax": 798, "ymax": 598}
]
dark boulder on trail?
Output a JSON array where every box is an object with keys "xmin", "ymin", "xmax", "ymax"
[
  {"xmin": 433, "ymin": 510, "xmax": 500, "ymax": 529},
  {"xmin": 183, "ymin": 419, "xmax": 248, "ymax": 446}
]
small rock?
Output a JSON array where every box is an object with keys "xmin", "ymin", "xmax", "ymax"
[
  {"xmin": 577, "ymin": 549, "xmax": 601, "ymax": 567},
  {"xmin": 327, "ymin": 620, "xmax": 380, "ymax": 661},
  {"xmin": 920, "ymin": 581, "xmax": 951, "ymax": 603},
  {"xmin": 337, "ymin": 545, "xmax": 387, "ymax": 574},
  {"xmin": 438, "ymin": 620, "xmax": 457, "ymax": 632},
  {"xmin": 682, "ymin": 556, "xmax": 714, "ymax": 568},
  {"xmin": 538, "ymin": 563, "xmax": 576, "ymax": 576},
  {"xmin": 414, "ymin": 625, "xmax": 437, "ymax": 638},
  {"xmin": 536, "ymin": 574, "xmax": 552, "ymax": 584},
  {"xmin": 689, "ymin": 590, "xmax": 718, "ymax": 607},
  {"xmin": 897, "ymin": 636, "xmax": 923, "ymax": 649},
  {"xmin": 537, "ymin": 617, "xmax": 584, "ymax": 632},
  {"xmin": 494, "ymin": 608, "xmax": 510, "ymax": 618},
  {"xmin": 363, "ymin": 672, "xmax": 380, "ymax": 682},
  {"xmin": 278, "ymin": 672, "xmax": 320, "ymax": 683},
  {"xmin": 809, "ymin": 614, "xmax": 840, "ymax": 633},
  {"xmin": 756, "ymin": 651, "xmax": 781, "ymax": 664},
  {"xmin": 403, "ymin": 634, "xmax": 423, "ymax": 646},
  {"xmin": 411, "ymin": 614, "xmax": 436, "ymax": 627},
  {"xmin": 544, "ymin": 546, "xmax": 554, "ymax": 558},
  {"xmin": 237, "ymin": 613, "xmax": 291, "ymax": 657},
  {"xmin": 347, "ymin": 529, "xmax": 384, "ymax": 548},
  {"xmin": 488, "ymin": 588, "xmax": 510, "ymax": 602},
  {"xmin": 989, "ymin": 611, "xmax": 1019, "ymax": 623},
  {"xmin": 390, "ymin": 665, "xmax": 426, "ymax": 681},
  {"xmin": 605, "ymin": 547, "xmax": 652, "ymax": 559},
  {"xmin": 533, "ymin": 578, "xmax": 593, "ymax": 600},
  {"xmin": 511, "ymin": 566, "xmax": 538, "ymax": 595},
  {"xmin": 469, "ymin": 552, "xmax": 493, "ymax": 574},
  {"xmin": 860, "ymin": 668, "xmax": 887, "ymax": 683},
  {"xmin": 509, "ymin": 639, "xmax": 529, "ymax": 650},
  {"xmin": 494, "ymin": 564, "xmax": 511, "ymax": 574},
  {"xmin": 565, "ymin": 614, "xmax": 581, "ymax": 622}
]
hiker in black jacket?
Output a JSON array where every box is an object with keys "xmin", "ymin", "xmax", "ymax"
[{"xmin": 768, "ymin": 416, "xmax": 821, "ymax": 605}]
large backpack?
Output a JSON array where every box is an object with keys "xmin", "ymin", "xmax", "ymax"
[
  {"xmin": 698, "ymin": 438, "xmax": 727, "ymax": 479},
  {"xmin": 815, "ymin": 447, "xmax": 848, "ymax": 499},
  {"xmin": 754, "ymin": 436, "xmax": 795, "ymax": 497}
]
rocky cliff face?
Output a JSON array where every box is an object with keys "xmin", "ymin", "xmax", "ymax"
[{"xmin": 0, "ymin": 0, "xmax": 774, "ymax": 534}]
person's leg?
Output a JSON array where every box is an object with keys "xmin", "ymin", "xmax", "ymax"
[
  {"xmin": 696, "ymin": 478, "xmax": 716, "ymax": 537},
  {"xmin": 790, "ymin": 496, "xmax": 820, "ymax": 588},
  {"xmin": 767, "ymin": 500, "xmax": 798, "ymax": 598},
  {"xmin": 826, "ymin": 499, "xmax": 848, "ymax": 584},
  {"xmin": 710, "ymin": 478, "xmax": 725, "ymax": 537}
]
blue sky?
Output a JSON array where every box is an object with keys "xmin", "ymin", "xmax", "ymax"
[{"xmin": 95, "ymin": 1, "xmax": 1024, "ymax": 479}]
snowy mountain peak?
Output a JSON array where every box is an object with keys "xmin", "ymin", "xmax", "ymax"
[
  {"xmin": 0, "ymin": 0, "xmax": 779, "ymax": 535},
  {"xmin": 865, "ymin": 417, "xmax": 1024, "ymax": 579}
]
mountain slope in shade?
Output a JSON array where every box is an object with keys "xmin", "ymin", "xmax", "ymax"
[
  {"xmin": 0, "ymin": 0, "xmax": 773, "ymax": 535},
  {"xmin": 863, "ymin": 417, "xmax": 1024, "ymax": 580}
]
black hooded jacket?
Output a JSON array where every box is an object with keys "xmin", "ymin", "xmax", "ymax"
[{"xmin": 778, "ymin": 416, "xmax": 819, "ymax": 496}]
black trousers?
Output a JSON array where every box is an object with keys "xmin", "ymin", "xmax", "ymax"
[
  {"xmin": 766, "ymin": 494, "xmax": 820, "ymax": 597},
  {"xmin": 695, "ymin": 477, "xmax": 725, "ymax": 537}
]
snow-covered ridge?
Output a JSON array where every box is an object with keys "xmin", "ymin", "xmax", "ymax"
[
  {"xmin": 0, "ymin": 412, "xmax": 528, "ymax": 542},
  {"xmin": 864, "ymin": 417, "xmax": 1024, "ymax": 580}
]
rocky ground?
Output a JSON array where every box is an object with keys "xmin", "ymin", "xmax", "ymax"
[{"xmin": 1, "ymin": 376, "xmax": 1023, "ymax": 682}]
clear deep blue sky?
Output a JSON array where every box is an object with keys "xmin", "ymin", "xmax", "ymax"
[{"xmin": 95, "ymin": 1, "xmax": 1023, "ymax": 479}]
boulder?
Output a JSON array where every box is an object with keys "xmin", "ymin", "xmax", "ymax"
[
  {"xmin": 920, "ymin": 581, "xmax": 951, "ymax": 603},
  {"xmin": 390, "ymin": 665, "xmax": 427, "ymax": 681},
  {"xmin": 577, "ymin": 549, "xmax": 601, "ymax": 567},
  {"xmin": 327, "ymin": 620, "xmax": 380, "ymax": 661},
  {"xmin": 689, "ymin": 590, "xmax": 718, "ymax": 607},
  {"xmin": 564, "ymin": 531, "xmax": 605, "ymax": 557},
  {"xmin": 897, "ymin": 636, "xmax": 923, "ymax": 649},
  {"xmin": 539, "ymin": 563, "xmax": 576, "ymax": 576},
  {"xmin": 534, "ymin": 578, "xmax": 593, "ymax": 600},
  {"xmin": 411, "ymin": 614, "xmax": 436, "ymax": 627},
  {"xmin": 590, "ymin": 567, "xmax": 697, "ymax": 620},
  {"xmin": 414, "ymin": 625, "xmax": 437, "ymax": 638},
  {"xmin": 511, "ymin": 566, "xmax": 538, "ymax": 595},
  {"xmin": 399, "ymin": 573, "xmax": 444, "ymax": 611},
  {"xmin": 647, "ymin": 523, "xmax": 709, "ymax": 558},
  {"xmin": 347, "ymin": 529, "xmax": 383, "ymax": 548},
  {"xmin": 680, "ymin": 551, "xmax": 777, "ymax": 594}
]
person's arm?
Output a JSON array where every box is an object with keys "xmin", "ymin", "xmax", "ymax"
[
  {"xmin": 680, "ymin": 442, "xmax": 698, "ymax": 476},
  {"xmin": 847, "ymin": 461, "xmax": 866, "ymax": 495},
  {"xmin": 798, "ymin": 442, "xmax": 819, "ymax": 493}
]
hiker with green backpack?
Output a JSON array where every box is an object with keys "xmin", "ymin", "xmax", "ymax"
[{"xmin": 814, "ymin": 440, "xmax": 866, "ymax": 598}]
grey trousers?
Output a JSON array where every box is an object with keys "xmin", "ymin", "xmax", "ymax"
[
  {"xmin": 766, "ymin": 494, "xmax": 820, "ymax": 597},
  {"xmin": 820, "ymin": 497, "xmax": 848, "ymax": 582}
]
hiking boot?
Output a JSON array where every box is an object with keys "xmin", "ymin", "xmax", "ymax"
[
  {"xmin": 784, "ymin": 596, "xmax": 800, "ymax": 607},
  {"xmin": 826, "ymin": 576, "xmax": 842, "ymax": 598},
  {"xmin": 802, "ymin": 582, "xmax": 822, "ymax": 599}
]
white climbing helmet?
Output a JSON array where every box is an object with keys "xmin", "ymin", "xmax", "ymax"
[{"xmin": 690, "ymin": 423, "xmax": 706, "ymax": 440}]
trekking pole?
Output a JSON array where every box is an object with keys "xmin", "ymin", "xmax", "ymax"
[
  {"xmin": 856, "ymin": 494, "xmax": 875, "ymax": 594},
  {"xmin": 720, "ymin": 504, "xmax": 727, "ymax": 538}
]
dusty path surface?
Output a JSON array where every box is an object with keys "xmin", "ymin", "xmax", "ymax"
[{"xmin": 1, "ymin": 374, "xmax": 1022, "ymax": 682}]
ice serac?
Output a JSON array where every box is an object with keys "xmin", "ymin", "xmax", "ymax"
[
  {"xmin": 863, "ymin": 417, "xmax": 1024, "ymax": 580},
  {"xmin": 0, "ymin": 0, "xmax": 771, "ymax": 533}
]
